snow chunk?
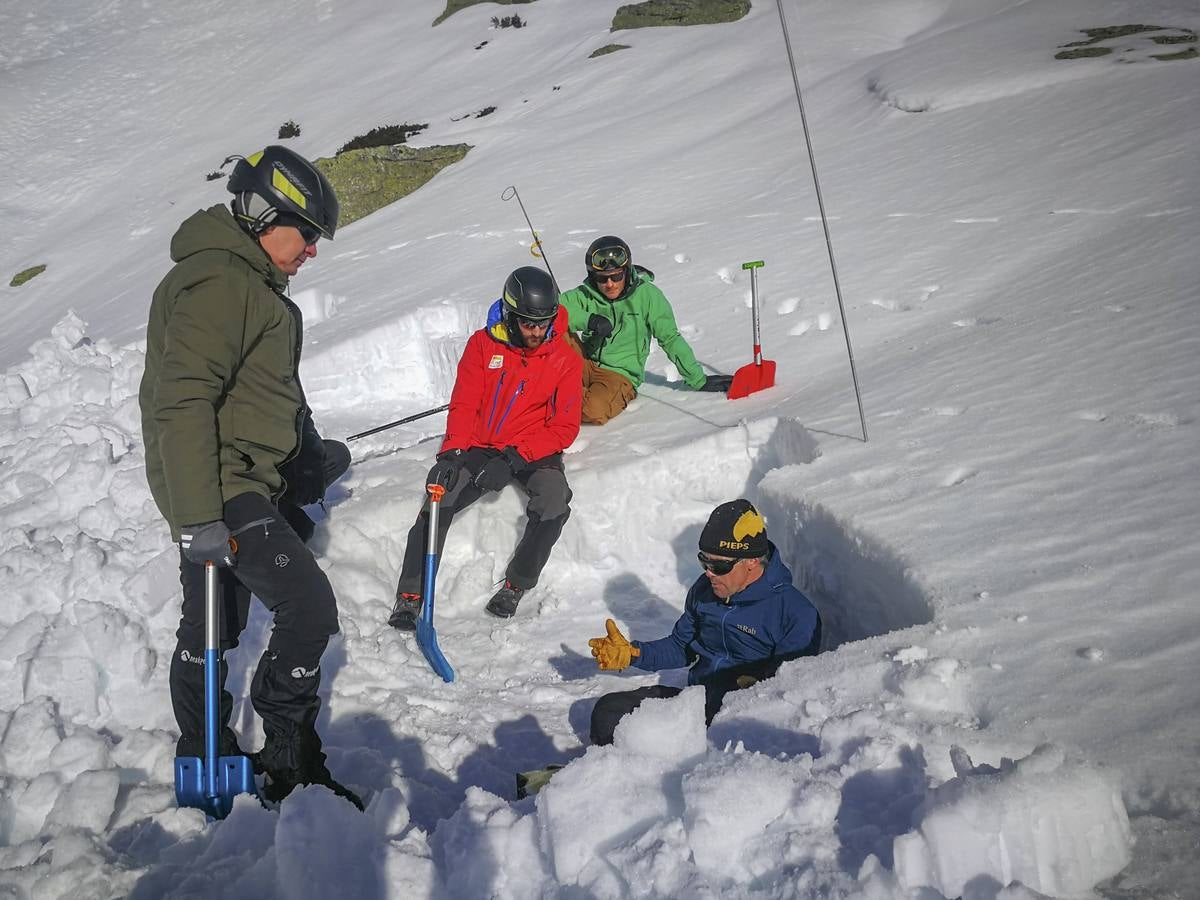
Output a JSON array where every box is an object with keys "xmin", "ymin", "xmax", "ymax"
[
  {"xmin": 894, "ymin": 744, "xmax": 1132, "ymax": 897},
  {"xmin": 43, "ymin": 768, "xmax": 120, "ymax": 835},
  {"xmin": 275, "ymin": 785, "xmax": 385, "ymax": 899},
  {"xmin": 537, "ymin": 687, "xmax": 707, "ymax": 883}
]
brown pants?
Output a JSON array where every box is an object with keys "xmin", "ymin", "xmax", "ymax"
[{"xmin": 566, "ymin": 331, "xmax": 636, "ymax": 425}]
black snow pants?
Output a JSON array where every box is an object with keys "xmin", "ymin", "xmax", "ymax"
[
  {"xmin": 169, "ymin": 492, "xmax": 340, "ymax": 759},
  {"xmin": 395, "ymin": 447, "xmax": 572, "ymax": 596}
]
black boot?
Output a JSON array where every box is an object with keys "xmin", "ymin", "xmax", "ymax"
[
  {"xmin": 389, "ymin": 592, "xmax": 422, "ymax": 631},
  {"xmin": 258, "ymin": 725, "xmax": 364, "ymax": 811},
  {"xmin": 485, "ymin": 581, "xmax": 525, "ymax": 618}
]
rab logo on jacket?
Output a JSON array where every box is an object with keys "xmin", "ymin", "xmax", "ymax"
[{"xmin": 489, "ymin": 355, "xmax": 504, "ymax": 369}]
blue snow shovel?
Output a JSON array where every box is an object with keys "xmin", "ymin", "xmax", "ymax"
[
  {"xmin": 174, "ymin": 556, "xmax": 257, "ymax": 818},
  {"xmin": 415, "ymin": 484, "xmax": 455, "ymax": 683}
]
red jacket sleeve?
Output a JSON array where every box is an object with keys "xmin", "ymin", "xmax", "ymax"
[{"xmin": 441, "ymin": 331, "xmax": 487, "ymax": 453}]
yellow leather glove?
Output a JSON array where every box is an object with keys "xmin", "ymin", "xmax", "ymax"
[{"xmin": 588, "ymin": 618, "xmax": 641, "ymax": 671}]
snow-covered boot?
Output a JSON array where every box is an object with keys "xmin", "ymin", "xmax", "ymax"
[{"xmin": 258, "ymin": 726, "xmax": 364, "ymax": 811}]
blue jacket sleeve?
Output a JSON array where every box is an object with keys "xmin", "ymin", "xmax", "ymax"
[{"xmin": 631, "ymin": 586, "xmax": 701, "ymax": 672}]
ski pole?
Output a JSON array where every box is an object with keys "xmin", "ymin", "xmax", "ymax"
[
  {"xmin": 501, "ymin": 185, "xmax": 559, "ymax": 291},
  {"xmin": 346, "ymin": 404, "xmax": 449, "ymax": 443},
  {"xmin": 774, "ymin": 0, "xmax": 868, "ymax": 442}
]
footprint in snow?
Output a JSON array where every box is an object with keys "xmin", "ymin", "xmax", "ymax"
[
  {"xmin": 716, "ymin": 267, "xmax": 735, "ymax": 285},
  {"xmin": 940, "ymin": 467, "xmax": 977, "ymax": 487},
  {"xmin": 674, "ymin": 252, "xmax": 690, "ymax": 263},
  {"xmin": 776, "ymin": 296, "xmax": 800, "ymax": 315},
  {"xmin": 1074, "ymin": 410, "xmax": 1108, "ymax": 422}
]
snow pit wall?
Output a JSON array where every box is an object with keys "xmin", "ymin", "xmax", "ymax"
[{"xmin": 561, "ymin": 417, "xmax": 934, "ymax": 649}]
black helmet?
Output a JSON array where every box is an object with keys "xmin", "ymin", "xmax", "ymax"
[
  {"xmin": 502, "ymin": 266, "xmax": 559, "ymax": 343},
  {"xmin": 585, "ymin": 236, "xmax": 631, "ymax": 273},
  {"xmin": 227, "ymin": 145, "xmax": 339, "ymax": 239},
  {"xmin": 585, "ymin": 235, "xmax": 633, "ymax": 293}
]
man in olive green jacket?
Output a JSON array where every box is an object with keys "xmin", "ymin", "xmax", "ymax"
[
  {"xmin": 558, "ymin": 235, "xmax": 733, "ymax": 424},
  {"xmin": 139, "ymin": 145, "xmax": 359, "ymax": 809}
]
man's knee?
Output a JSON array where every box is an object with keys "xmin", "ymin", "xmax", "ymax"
[
  {"xmin": 589, "ymin": 692, "xmax": 630, "ymax": 746},
  {"xmin": 322, "ymin": 439, "xmax": 351, "ymax": 487},
  {"xmin": 525, "ymin": 468, "xmax": 572, "ymax": 520},
  {"xmin": 581, "ymin": 388, "xmax": 625, "ymax": 425}
]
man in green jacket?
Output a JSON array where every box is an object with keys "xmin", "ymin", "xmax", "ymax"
[
  {"xmin": 138, "ymin": 145, "xmax": 360, "ymax": 809},
  {"xmin": 558, "ymin": 236, "xmax": 733, "ymax": 424}
]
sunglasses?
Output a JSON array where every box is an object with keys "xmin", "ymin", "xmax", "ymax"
[
  {"xmin": 294, "ymin": 221, "xmax": 322, "ymax": 246},
  {"xmin": 593, "ymin": 270, "xmax": 626, "ymax": 285},
  {"xmin": 516, "ymin": 315, "xmax": 552, "ymax": 329},
  {"xmin": 590, "ymin": 246, "xmax": 629, "ymax": 270},
  {"xmin": 274, "ymin": 215, "xmax": 322, "ymax": 246},
  {"xmin": 697, "ymin": 552, "xmax": 740, "ymax": 576}
]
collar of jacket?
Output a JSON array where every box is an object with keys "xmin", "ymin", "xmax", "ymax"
[
  {"xmin": 704, "ymin": 543, "xmax": 793, "ymax": 606},
  {"xmin": 171, "ymin": 204, "xmax": 290, "ymax": 293}
]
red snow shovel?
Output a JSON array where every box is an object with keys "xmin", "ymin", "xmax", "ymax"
[{"xmin": 727, "ymin": 260, "xmax": 776, "ymax": 400}]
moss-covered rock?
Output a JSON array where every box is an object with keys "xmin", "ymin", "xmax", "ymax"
[
  {"xmin": 612, "ymin": 0, "xmax": 749, "ymax": 31},
  {"xmin": 590, "ymin": 43, "xmax": 631, "ymax": 58},
  {"xmin": 10, "ymin": 264, "xmax": 47, "ymax": 287},
  {"xmin": 434, "ymin": 0, "xmax": 534, "ymax": 26},
  {"xmin": 314, "ymin": 144, "xmax": 471, "ymax": 228},
  {"xmin": 1056, "ymin": 24, "xmax": 1197, "ymax": 61}
]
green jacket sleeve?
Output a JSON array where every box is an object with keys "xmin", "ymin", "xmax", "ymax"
[
  {"xmin": 558, "ymin": 286, "xmax": 599, "ymax": 331},
  {"xmin": 645, "ymin": 286, "xmax": 707, "ymax": 389},
  {"xmin": 152, "ymin": 269, "xmax": 250, "ymax": 526}
]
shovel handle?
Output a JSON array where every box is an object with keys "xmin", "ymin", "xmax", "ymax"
[{"xmin": 742, "ymin": 260, "xmax": 765, "ymax": 366}]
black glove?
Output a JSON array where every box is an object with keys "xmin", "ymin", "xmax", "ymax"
[
  {"xmin": 472, "ymin": 447, "xmax": 526, "ymax": 493},
  {"xmin": 428, "ymin": 449, "xmax": 466, "ymax": 487},
  {"xmin": 698, "ymin": 374, "xmax": 734, "ymax": 393},
  {"xmin": 180, "ymin": 521, "xmax": 236, "ymax": 567},
  {"xmin": 587, "ymin": 313, "xmax": 613, "ymax": 341}
]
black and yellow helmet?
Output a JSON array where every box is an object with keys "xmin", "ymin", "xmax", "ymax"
[
  {"xmin": 503, "ymin": 266, "xmax": 558, "ymax": 324},
  {"xmin": 585, "ymin": 235, "xmax": 634, "ymax": 296},
  {"xmin": 227, "ymin": 145, "xmax": 339, "ymax": 239}
]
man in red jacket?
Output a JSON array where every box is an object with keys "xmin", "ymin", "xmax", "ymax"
[{"xmin": 390, "ymin": 267, "xmax": 583, "ymax": 625}]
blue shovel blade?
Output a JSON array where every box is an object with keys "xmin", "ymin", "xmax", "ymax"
[
  {"xmin": 416, "ymin": 619, "xmax": 455, "ymax": 683},
  {"xmin": 175, "ymin": 755, "xmax": 258, "ymax": 819}
]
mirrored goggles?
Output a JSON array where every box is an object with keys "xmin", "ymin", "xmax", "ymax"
[
  {"xmin": 590, "ymin": 245, "xmax": 629, "ymax": 270},
  {"xmin": 697, "ymin": 552, "xmax": 739, "ymax": 576}
]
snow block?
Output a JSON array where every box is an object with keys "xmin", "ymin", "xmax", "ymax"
[
  {"xmin": 537, "ymin": 687, "xmax": 707, "ymax": 884},
  {"xmin": 893, "ymin": 744, "xmax": 1132, "ymax": 897}
]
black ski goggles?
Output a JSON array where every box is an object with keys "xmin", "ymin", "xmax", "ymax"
[
  {"xmin": 697, "ymin": 552, "xmax": 740, "ymax": 576},
  {"xmin": 589, "ymin": 245, "xmax": 629, "ymax": 271}
]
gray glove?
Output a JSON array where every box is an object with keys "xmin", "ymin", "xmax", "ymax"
[{"xmin": 180, "ymin": 520, "xmax": 236, "ymax": 567}]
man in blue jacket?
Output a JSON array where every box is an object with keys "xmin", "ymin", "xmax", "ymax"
[{"xmin": 588, "ymin": 499, "xmax": 822, "ymax": 745}]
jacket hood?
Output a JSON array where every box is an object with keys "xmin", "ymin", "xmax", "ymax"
[
  {"xmin": 169, "ymin": 204, "xmax": 289, "ymax": 292},
  {"xmin": 484, "ymin": 299, "xmax": 571, "ymax": 352}
]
